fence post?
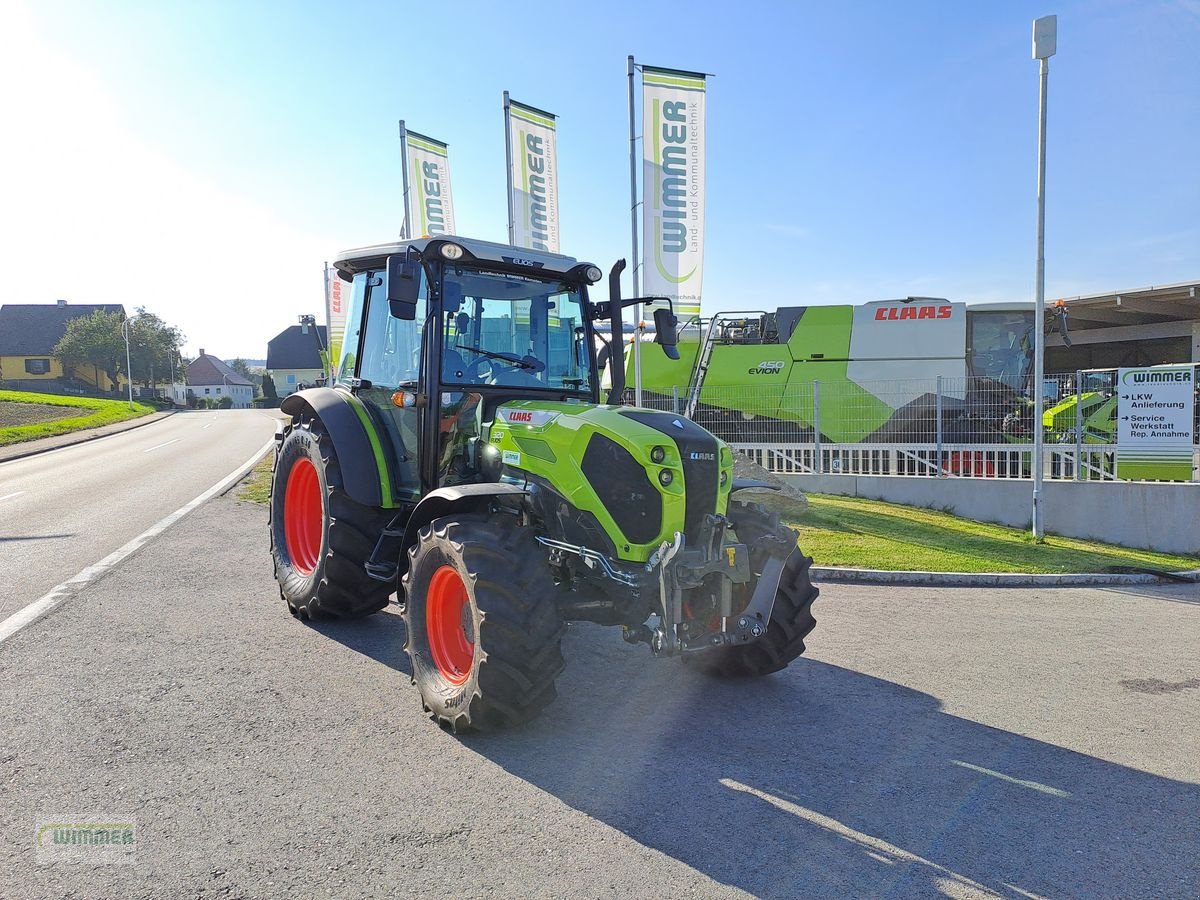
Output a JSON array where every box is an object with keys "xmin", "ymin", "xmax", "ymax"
[
  {"xmin": 935, "ymin": 375, "xmax": 944, "ymax": 476},
  {"xmin": 1074, "ymin": 369, "xmax": 1083, "ymax": 481},
  {"xmin": 813, "ymin": 380, "xmax": 822, "ymax": 475},
  {"xmin": 671, "ymin": 385, "xmax": 679, "ymax": 415}
]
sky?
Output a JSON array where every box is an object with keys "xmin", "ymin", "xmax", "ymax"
[{"xmin": 1, "ymin": 0, "xmax": 1197, "ymax": 359}]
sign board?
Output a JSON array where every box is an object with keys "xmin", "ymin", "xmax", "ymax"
[
  {"xmin": 505, "ymin": 97, "xmax": 560, "ymax": 252},
  {"xmin": 1117, "ymin": 365, "xmax": 1195, "ymax": 481}
]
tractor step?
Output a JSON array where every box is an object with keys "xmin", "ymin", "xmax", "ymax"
[{"xmin": 364, "ymin": 518, "xmax": 408, "ymax": 583}]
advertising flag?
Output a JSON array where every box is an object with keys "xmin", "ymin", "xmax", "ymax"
[
  {"xmin": 403, "ymin": 129, "xmax": 456, "ymax": 237},
  {"xmin": 641, "ymin": 65, "xmax": 706, "ymax": 318},
  {"xmin": 505, "ymin": 96, "xmax": 560, "ymax": 252},
  {"xmin": 324, "ymin": 263, "xmax": 349, "ymax": 379}
]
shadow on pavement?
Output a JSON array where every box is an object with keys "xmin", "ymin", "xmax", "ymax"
[
  {"xmin": 454, "ymin": 626, "xmax": 1200, "ymax": 899},
  {"xmin": 311, "ymin": 605, "xmax": 413, "ymax": 677}
]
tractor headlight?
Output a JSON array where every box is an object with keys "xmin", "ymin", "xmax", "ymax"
[
  {"xmin": 658, "ymin": 469, "xmax": 673, "ymax": 487},
  {"xmin": 650, "ymin": 445, "xmax": 666, "ymax": 463},
  {"xmin": 440, "ymin": 242, "xmax": 465, "ymax": 261},
  {"xmin": 584, "ymin": 265, "xmax": 603, "ymax": 283},
  {"xmin": 720, "ymin": 470, "xmax": 728, "ymax": 486}
]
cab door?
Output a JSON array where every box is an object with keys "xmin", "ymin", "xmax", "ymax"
[{"xmin": 341, "ymin": 267, "xmax": 428, "ymax": 502}]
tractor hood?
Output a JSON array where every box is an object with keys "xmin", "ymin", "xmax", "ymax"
[{"xmin": 485, "ymin": 401, "xmax": 734, "ymax": 563}]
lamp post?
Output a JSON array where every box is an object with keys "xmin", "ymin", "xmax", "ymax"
[
  {"xmin": 1031, "ymin": 14, "xmax": 1056, "ymax": 540},
  {"xmin": 120, "ymin": 315, "xmax": 138, "ymax": 410}
]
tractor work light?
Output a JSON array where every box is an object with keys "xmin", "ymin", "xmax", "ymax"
[
  {"xmin": 584, "ymin": 265, "xmax": 603, "ymax": 283},
  {"xmin": 440, "ymin": 243, "xmax": 465, "ymax": 261},
  {"xmin": 658, "ymin": 469, "xmax": 673, "ymax": 486},
  {"xmin": 720, "ymin": 470, "xmax": 728, "ymax": 486},
  {"xmin": 650, "ymin": 445, "xmax": 666, "ymax": 463}
]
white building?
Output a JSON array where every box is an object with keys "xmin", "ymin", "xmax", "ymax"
[{"xmin": 185, "ymin": 350, "xmax": 255, "ymax": 408}]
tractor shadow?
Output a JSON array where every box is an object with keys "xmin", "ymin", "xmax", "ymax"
[
  {"xmin": 460, "ymin": 624, "xmax": 1200, "ymax": 899},
  {"xmin": 311, "ymin": 603, "xmax": 413, "ymax": 677}
]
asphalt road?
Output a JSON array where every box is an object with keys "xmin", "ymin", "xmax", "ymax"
[
  {"xmin": 1, "ymin": 493, "xmax": 1197, "ymax": 898},
  {"xmin": 0, "ymin": 409, "xmax": 278, "ymax": 620}
]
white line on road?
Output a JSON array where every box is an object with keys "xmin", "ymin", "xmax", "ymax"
[
  {"xmin": 0, "ymin": 491, "xmax": 28, "ymax": 503},
  {"xmin": 0, "ymin": 437, "xmax": 275, "ymax": 647},
  {"xmin": 950, "ymin": 760, "xmax": 1070, "ymax": 797},
  {"xmin": 142, "ymin": 439, "xmax": 181, "ymax": 453},
  {"xmin": 719, "ymin": 778, "xmax": 1002, "ymax": 897}
]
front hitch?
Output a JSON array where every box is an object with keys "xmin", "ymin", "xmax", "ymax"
[{"xmin": 631, "ymin": 513, "xmax": 795, "ymax": 656}]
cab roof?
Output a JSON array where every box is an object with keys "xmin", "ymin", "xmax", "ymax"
[{"xmin": 332, "ymin": 235, "xmax": 589, "ymax": 281}]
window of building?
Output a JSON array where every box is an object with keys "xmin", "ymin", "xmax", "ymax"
[
  {"xmin": 204, "ymin": 388, "xmax": 210, "ymax": 394},
  {"xmin": 24, "ymin": 358, "xmax": 51, "ymax": 375},
  {"xmin": 287, "ymin": 374, "xmax": 296, "ymax": 384}
]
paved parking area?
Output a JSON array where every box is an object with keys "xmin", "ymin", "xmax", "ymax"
[{"xmin": 1, "ymin": 494, "xmax": 1197, "ymax": 898}]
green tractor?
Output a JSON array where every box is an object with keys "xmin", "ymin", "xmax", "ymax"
[{"xmin": 269, "ymin": 236, "xmax": 818, "ymax": 731}]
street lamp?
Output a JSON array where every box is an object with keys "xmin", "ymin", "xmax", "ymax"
[
  {"xmin": 1031, "ymin": 14, "xmax": 1056, "ymax": 540},
  {"xmin": 120, "ymin": 315, "xmax": 139, "ymax": 410}
]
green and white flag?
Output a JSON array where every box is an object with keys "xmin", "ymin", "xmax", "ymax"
[
  {"xmin": 505, "ymin": 96, "xmax": 560, "ymax": 252},
  {"xmin": 403, "ymin": 128, "xmax": 456, "ymax": 237},
  {"xmin": 1116, "ymin": 365, "xmax": 1195, "ymax": 481},
  {"xmin": 641, "ymin": 65, "xmax": 706, "ymax": 318}
]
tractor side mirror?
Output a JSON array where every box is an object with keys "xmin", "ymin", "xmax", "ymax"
[
  {"xmin": 653, "ymin": 308, "xmax": 680, "ymax": 360},
  {"xmin": 386, "ymin": 255, "xmax": 421, "ymax": 320}
]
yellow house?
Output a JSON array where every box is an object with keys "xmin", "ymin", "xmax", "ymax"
[{"xmin": 0, "ymin": 300, "xmax": 127, "ymax": 390}]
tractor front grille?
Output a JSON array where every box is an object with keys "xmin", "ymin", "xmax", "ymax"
[
  {"xmin": 581, "ymin": 433, "xmax": 662, "ymax": 545},
  {"xmin": 620, "ymin": 411, "xmax": 720, "ymax": 537}
]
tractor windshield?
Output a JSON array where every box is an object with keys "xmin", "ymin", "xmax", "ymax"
[{"xmin": 440, "ymin": 267, "xmax": 590, "ymax": 393}]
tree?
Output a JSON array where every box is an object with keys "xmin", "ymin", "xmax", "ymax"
[
  {"xmin": 128, "ymin": 307, "xmax": 185, "ymax": 389},
  {"xmin": 261, "ymin": 372, "xmax": 278, "ymax": 402},
  {"xmin": 53, "ymin": 310, "xmax": 125, "ymax": 391},
  {"xmin": 229, "ymin": 358, "xmax": 253, "ymax": 380}
]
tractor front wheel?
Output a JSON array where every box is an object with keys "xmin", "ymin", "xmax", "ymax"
[
  {"xmin": 269, "ymin": 416, "xmax": 392, "ymax": 619},
  {"xmin": 402, "ymin": 514, "xmax": 564, "ymax": 731}
]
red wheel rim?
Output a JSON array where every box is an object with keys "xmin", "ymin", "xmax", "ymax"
[
  {"xmin": 426, "ymin": 566, "xmax": 474, "ymax": 685},
  {"xmin": 283, "ymin": 457, "xmax": 323, "ymax": 575}
]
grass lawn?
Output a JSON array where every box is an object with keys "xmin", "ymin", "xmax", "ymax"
[
  {"xmin": 0, "ymin": 390, "xmax": 155, "ymax": 446},
  {"xmin": 792, "ymin": 493, "xmax": 1199, "ymax": 574},
  {"xmin": 238, "ymin": 453, "xmax": 275, "ymax": 505}
]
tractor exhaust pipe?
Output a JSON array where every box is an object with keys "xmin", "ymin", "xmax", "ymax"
[{"xmin": 606, "ymin": 259, "xmax": 627, "ymax": 405}]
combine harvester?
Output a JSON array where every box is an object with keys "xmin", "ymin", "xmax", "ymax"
[{"xmin": 629, "ymin": 298, "xmax": 1073, "ymax": 446}]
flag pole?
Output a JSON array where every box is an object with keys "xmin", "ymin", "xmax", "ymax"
[
  {"xmin": 398, "ymin": 120, "xmax": 411, "ymax": 240},
  {"xmin": 503, "ymin": 91, "xmax": 516, "ymax": 245},
  {"xmin": 627, "ymin": 55, "xmax": 642, "ymax": 407}
]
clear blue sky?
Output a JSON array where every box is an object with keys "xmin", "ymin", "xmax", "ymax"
[{"xmin": 3, "ymin": 0, "xmax": 1197, "ymax": 358}]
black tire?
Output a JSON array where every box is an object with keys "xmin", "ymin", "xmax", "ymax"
[
  {"xmin": 401, "ymin": 514, "xmax": 564, "ymax": 732},
  {"xmin": 684, "ymin": 501, "xmax": 818, "ymax": 677},
  {"xmin": 269, "ymin": 416, "xmax": 392, "ymax": 620}
]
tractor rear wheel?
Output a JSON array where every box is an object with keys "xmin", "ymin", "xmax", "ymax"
[
  {"xmin": 685, "ymin": 501, "xmax": 818, "ymax": 677},
  {"xmin": 402, "ymin": 514, "xmax": 564, "ymax": 732},
  {"xmin": 270, "ymin": 416, "xmax": 392, "ymax": 619}
]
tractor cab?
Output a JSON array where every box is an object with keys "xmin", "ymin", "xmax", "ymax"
[{"xmin": 331, "ymin": 237, "xmax": 605, "ymax": 500}]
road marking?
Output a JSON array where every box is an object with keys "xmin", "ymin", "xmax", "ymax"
[
  {"xmin": 0, "ymin": 491, "xmax": 28, "ymax": 503},
  {"xmin": 719, "ymin": 779, "xmax": 1002, "ymax": 897},
  {"xmin": 0, "ymin": 437, "xmax": 275, "ymax": 647},
  {"xmin": 950, "ymin": 760, "xmax": 1070, "ymax": 797},
  {"xmin": 142, "ymin": 439, "xmax": 181, "ymax": 453}
]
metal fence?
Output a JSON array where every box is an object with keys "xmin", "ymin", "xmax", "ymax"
[{"xmin": 628, "ymin": 364, "xmax": 1200, "ymax": 482}]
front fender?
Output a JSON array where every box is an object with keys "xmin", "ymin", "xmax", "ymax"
[
  {"xmin": 281, "ymin": 388, "xmax": 392, "ymax": 508},
  {"xmin": 400, "ymin": 483, "xmax": 528, "ymax": 565}
]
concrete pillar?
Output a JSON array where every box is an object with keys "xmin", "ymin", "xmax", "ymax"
[{"xmin": 1192, "ymin": 321, "xmax": 1200, "ymax": 363}]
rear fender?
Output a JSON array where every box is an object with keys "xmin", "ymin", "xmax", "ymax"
[{"xmin": 281, "ymin": 388, "xmax": 392, "ymax": 508}]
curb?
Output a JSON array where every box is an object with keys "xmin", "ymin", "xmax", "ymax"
[
  {"xmin": 811, "ymin": 566, "xmax": 1200, "ymax": 587},
  {"xmin": 0, "ymin": 410, "xmax": 177, "ymax": 464}
]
